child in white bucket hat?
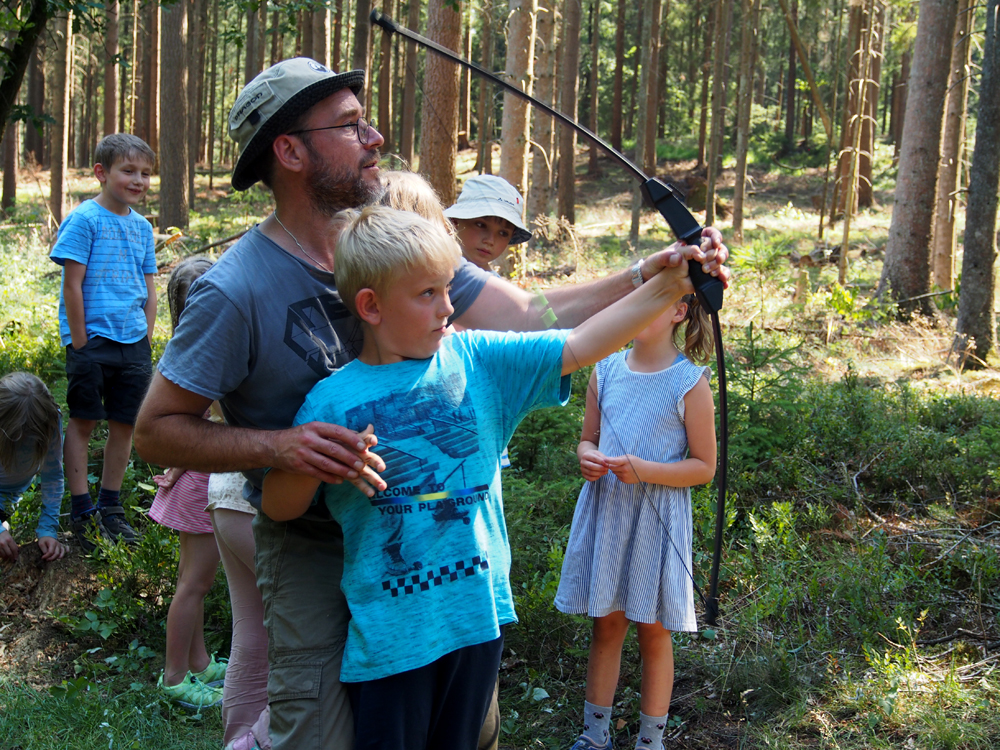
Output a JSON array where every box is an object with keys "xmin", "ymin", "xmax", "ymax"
[{"xmin": 444, "ymin": 174, "xmax": 532, "ymax": 273}]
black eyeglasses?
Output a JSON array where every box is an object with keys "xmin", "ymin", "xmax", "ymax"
[{"xmin": 287, "ymin": 117, "xmax": 378, "ymax": 145}]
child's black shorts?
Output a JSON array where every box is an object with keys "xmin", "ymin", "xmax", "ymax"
[{"xmin": 65, "ymin": 336, "xmax": 153, "ymax": 425}]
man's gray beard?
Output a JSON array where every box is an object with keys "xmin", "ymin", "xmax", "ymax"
[{"xmin": 303, "ymin": 140, "xmax": 385, "ymax": 216}]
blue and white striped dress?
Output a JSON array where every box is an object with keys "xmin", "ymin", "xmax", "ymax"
[{"xmin": 554, "ymin": 350, "xmax": 710, "ymax": 632}]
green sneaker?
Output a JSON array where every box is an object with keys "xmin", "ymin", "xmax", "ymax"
[
  {"xmin": 191, "ymin": 654, "xmax": 228, "ymax": 687},
  {"xmin": 159, "ymin": 671, "xmax": 223, "ymax": 710}
]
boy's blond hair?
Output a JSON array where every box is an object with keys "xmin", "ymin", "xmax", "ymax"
[
  {"xmin": 95, "ymin": 133, "xmax": 155, "ymax": 169},
  {"xmin": 334, "ymin": 206, "xmax": 462, "ymax": 319},
  {"xmin": 379, "ymin": 171, "xmax": 454, "ymax": 236}
]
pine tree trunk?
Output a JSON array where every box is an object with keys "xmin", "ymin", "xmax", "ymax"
[
  {"xmin": 626, "ymin": 1, "xmax": 643, "ymax": 141},
  {"xmin": 527, "ymin": 0, "xmax": 556, "ymax": 223},
  {"xmin": 458, "ymin": 15, "xmax": 471, "ymax": 150},
  {"xmin": 611, "ymin": 0, "xmax": 625, "ymax": 151},
  {"xmin": 301, "ymin": 9, "xmax": 314, "ymax": 59},
  {"xmin": 419, "ymin": 0, "xmax": 461, "ymax": 205},
  {"xmin": 556, "ymin": 0, "xmax": 582, "ymax": 222},
  {"xmin": 378, "ymin": 0, "xmax": 394, "ymax": 151},
  {"xmin": 783, "ymin": 0, "xmax": 796, "ymax": 147},
  {"xmin": 732, "ymin": 0, "xmax": 759, "ymax": 243},
  {"xmin": 208, "ymin": 0, "xmax": 218, "ymax": 189},
  {"xmin": 188, "ymin": 0, "xmax": 204, "ymax": 206},
  {"xmin": 2, "ymin": 122, "xmax": 18, "ymax": 212},
  {"xmin": 473, "ymin": 0, "xmax": 493, "ymax": 173},
  {"xmin": 352, "ymin": 0, "xmax": 372, "ymax": 71},
  {"xmin": 954, "ymin": 0, "xmax": 999, "ymax": 367},
  {"xmin": 630, "ymin": 0, "xmax": 661, "ymax": 246},
  {"xmin": 334, "ymin": 0, "xmax": 344, "ymax": 69},
  {"xmin": 858, "ymin": 3, "xmax": 884, "ymax": 207},
  {"xmin": 400, "ymin": 0, "xmax": 422, "ymax": 167},
  {"xmin": 696, "ymin": 0, "xmax": 712, "ymax": 169},
  {"xmin": 160, "ymin": 0, "xmax": 189, "ymax": 229},
  {"xmin": 879, "ymin": 0, "xmax": 958, "ymax": 314},
  {"xmin": 705, "ymin": 0, "xmax": 728, "ymax": 225},
  {"xmin": 314, "ymin": 8, "xmax": 330, "ymax": 68},
  {"xmin": 25, "ymin": 42, "xmax": 44, "ymax": 165},
  {"xmin": 50, "ymin": 12, "xmax": 72, "ymax": 226},
  {"xmin": 587, "ymin": 0, "xmax": 599, "ymax": 174},
  {"xmin": 931, "ymin": 0, "xmax": 972, "ymax": 289},
  {"xmin": 892, "ymin": 46, "xmax": 911, "ymax": 160},
  {"xmin": 499, "ymin": 0, "xmax": 537, "ymax": 197},
  {"xmin": 104, "ymin": 0, "xmax": 119, "ymax": 136}
]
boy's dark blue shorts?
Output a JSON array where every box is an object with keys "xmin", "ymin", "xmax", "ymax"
[{"xmin": 65, "ymin": 336, "xmax": 153, "ymax": 425}]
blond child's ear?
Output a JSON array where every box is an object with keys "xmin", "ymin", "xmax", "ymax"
[
  {"xmin": 93, "ymin": 163, "xmax": 108, "ymax": 184},
  {"xmin": 354, "ymin": 288, "xmax": 381, "ymax": 325}
]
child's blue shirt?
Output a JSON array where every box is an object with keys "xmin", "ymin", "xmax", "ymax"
[
  {"xmin": 50, "ymin": 199, "xmax": 156, "ymax": 346},
  {"xmin": 0, "ymin": 412, "xmax": 64, "ymax": 539},
  {"xmin": 293, "ymin": 329, "xmax": 571, "ymax": 682}
]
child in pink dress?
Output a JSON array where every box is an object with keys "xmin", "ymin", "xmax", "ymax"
[{"xmin": 150, "ymin": 257, "xmax": 226, "ymax": 709}]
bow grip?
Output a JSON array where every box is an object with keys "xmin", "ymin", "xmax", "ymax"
[{"xmin": 640, "ymin": 178, "xmax": 724, "ymax": 314}]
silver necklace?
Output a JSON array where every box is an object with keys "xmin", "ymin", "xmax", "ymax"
[{"xmin": 273, "ymin": 213, "xmax": 331, "ymax": 272}]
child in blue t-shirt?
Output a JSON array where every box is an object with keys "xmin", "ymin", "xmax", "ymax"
[
  {"xmin": 49, "ymin": 133, "xmax": 157, "ymax": 551},
  {"xmin": 261, "ymin": 206, "xmax": 699, "ymax": 749}
]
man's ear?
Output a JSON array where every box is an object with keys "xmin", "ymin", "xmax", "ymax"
[
  {"xmin": 354, "ymin": 289, "xmax": 381, "ymax": 325},
  {"xmin": 93, "ymin": 163, "xmax": 108, "ymax": 184},
  {"xmin": 271, "ymin": 134, "xmax": 308, "ymax": 174}
]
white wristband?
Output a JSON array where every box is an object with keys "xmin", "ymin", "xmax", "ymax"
[{"xmin": 631, "ymin": 261, "xmax": 645, "ymax": 289}]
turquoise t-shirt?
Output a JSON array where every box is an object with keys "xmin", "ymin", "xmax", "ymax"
[
  {"xmin": 294, "ymin": 329, "xmax": 571, "ymax": 682},
  {"xmin": 50, "ymin": 199, "xmax": 156, "ymax": 346}
]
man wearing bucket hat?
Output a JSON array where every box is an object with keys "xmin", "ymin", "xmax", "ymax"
[{"xmin": 136, "ymin": 57, "xmax": 730, "ymax": 750}]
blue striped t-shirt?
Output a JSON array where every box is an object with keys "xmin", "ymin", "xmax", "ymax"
[{"xmin": 50, "ymin": 199, "xmax": 156, "ymax": 346}]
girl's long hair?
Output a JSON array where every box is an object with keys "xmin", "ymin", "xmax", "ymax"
[
  {"xmin": 167, "ymin": 257, "xmax": 214, "ymax": 332},
  {"xmin": 0, "ymin": 373, "xmax": 60, "ymax": 473},
  {"xmin": 673, "ymin": 293, "xmax": 715, "ymax": 364}
]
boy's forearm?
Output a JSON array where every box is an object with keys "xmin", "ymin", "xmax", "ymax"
[
  {"xmin": 562, "ymin": 272, "xmax": 681, "ymax": 374},
  {"xmin": 262, "ymin": 470, "xmax": 321, "ymax": 521},
  {"xmin": 64, "ymin": 281, "xmax": 88, "ymax": 348}
]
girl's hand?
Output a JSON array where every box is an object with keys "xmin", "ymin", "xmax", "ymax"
[
  {"xmin": 153, "ymin": 467, "xmax": 186, "ymax": 490},
  {"xmin": 38, "ymin": 536, "xmax": 68, "ymax": 562},
  {"xmin": 580, "ymin": 450, "xmax": 610, "ymax": 481},
  {"xmin": 606, "ymin": 454, "xmax": 644, "ymax": 484},
  {"xmin": 0, "ymin": 529, "xmax": 18, "ymax": 561}
]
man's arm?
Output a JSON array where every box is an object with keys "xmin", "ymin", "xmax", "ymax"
[
  {"xmin": 455, "ymin": 228, "xmax": 729, "ymax": 331},
  {"xmin": 63, "ymin": 260, "xmax": 88, "ymax": 349},
  {"xmin": 143, "ymin": 273, "xmax": 156, "ymax": 344},
  {"xmin": 134, "ymin": 372, "xmax": 386, "ymax": 488}
]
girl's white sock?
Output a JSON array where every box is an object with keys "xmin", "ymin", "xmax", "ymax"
[
  {"xmin": 580, "ymin": 700, "xmax": 612, "ymax": 747},
  {"xmin": 634, "ymin": 711, "xmax": 668, "ymax": 750}
]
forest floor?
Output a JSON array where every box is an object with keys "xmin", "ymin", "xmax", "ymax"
[{"xmin": 1, "ymin": 141, "xmax": 999, "ymax": 749}]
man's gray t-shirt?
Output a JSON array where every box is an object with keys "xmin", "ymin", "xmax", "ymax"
[{"xmin": 157, "ymin": 226, "xmax": 489, "ymax": 505}]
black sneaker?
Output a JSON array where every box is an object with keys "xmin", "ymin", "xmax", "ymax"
[
  {"xmin": 70, "ymin": 511, "xmax": 110, "ymax": 553},
  {"xmin": 98, "ymin": 504, "xmax": 139, "ymax": 544}
]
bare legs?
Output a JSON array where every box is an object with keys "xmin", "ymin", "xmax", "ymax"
[
  {"xmin": 585, "ymin": 612, "xmax": 675, "ymax": 716},
  {"xmin": 211, "ymin": 508, "xmax": 269, "ymax": 745},
  {"xmin": 163, "ymin": 531, "xmax": 221, "ymax": 686},
  {"xmin": 64, "ymin": 417, "xmax": 135, "ymax": 496}
]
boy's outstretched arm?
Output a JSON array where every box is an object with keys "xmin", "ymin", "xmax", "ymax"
[
  {"xmin": 561, "ymin": 264, "xmax": 685, "ymax": 375},
  {"xmin": 262, "ymin": 470, "xmax": 323, "ymax": 521}
]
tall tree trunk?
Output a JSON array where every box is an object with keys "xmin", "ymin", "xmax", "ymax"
[
  {"xmin": 256, "ymin": 1, "xmax": 267, "ymax": 72},
  {"xmin": 245, "ymin": 6, "xmax": 258, "ymax": 84},
  {"xmin": 879, "ymin": 0, "xmax": 958, "ymax": 314},
  {"xmin": 556, "ymin": 0, "xmax": 582, "ymax": 222},
  {"xmin": 931, "ymin": 0, "xmax": 972, "ymax": 289},
  {"xmin": 954, "ymin": 0, "xmax": 999, "ymax": 367},
  {"xmin": 314, "ymin": 8, "xmax": 330, "ymax": 67},
  {"xmin": 208, "ymin": 0, "xmax": 218, "ymax": 189},
  {"xmin": 334, "ymin": 0, "xmax": 344, "ymax": 69},
  {"xmin": 891, "ymin": 39, "xmax": 912, "ymax": 159},
  {"xmin": 2, "ymin": 122, "xmax": 18, "ymax": 212},
  {"xmin": 696, "ymin": 0, "xmax": 712, "ymax": 169},
  {"xmin": 474, "ymin": 0, "xmax": 494, "ymax": 173},
  {"xmin": 188, "ymin": 0, "xmax": 204, "ymax": 207},
  {"xmin": 858, "ymin": 3, "xmax": 884, "ymax": 207},
  {"xmin": 0, "ymin": 0, "xmax": 52, "ymax": 152},
  {"xmin": 160, "ymin": 0, "xmax": 189, "ymax": 229},
  {"xmin": 705, "ymin": 0, "xmax": 728, "ymax": 225},
  {"xmin": 587, "ymin": 0, "xmax": 599, "ymax": 174},
  {"xmin": 528, "ymin": 0, "xmax": 556, "ymax": 222},
  {"xmin": 50, "ymin": 12, "xmax": 72, "ymax": 226},
  {"xmin": 499, "ymin": 0, "xmax": 537, "ymax": 196},
  {"xmin": 352, "ymin": 0, "xmax": 372, "ymax": 70},
  {"xmin": 458, "ymin": 14, "xmax": 471, "ymax": 150},
  {"xmin": 625, "ymin": 1, "xmax": 643, "ymax": 140},
  {"xmin": 419, "ymin": 0, "xmax": 461, "ymax": 205},
  {"xmin": 378, "ymin": 0, "xmax": 395, "ymax": 152},
  {"xmin": 629, "ymin": 0, "xmax": 661, "ymax": 246},
  {"xmin": 25, "ymin": 41, "xmax": 44, "ymax": 165},
  {"xmin": 833, "ymin": 2, "xmax": 865, "ymax": 217},
  {"xmin": 783, "ymin": 0, "xmax": 796, "ymax": 147},
  {"xmin": 611, "ymin": 0, "xmax": 625, "ymax": 151},
  {"xmin": 104, "ymin": 0, "xmax": 119, "ymax": 136},
  {"xmin": 400, "ymin": 0, "xmax": 422, "ymax": 167},
  {"xmin": 732, "ymin": 0, "xmax": 760, "ymax": 243},
  {"xmin": 301, "ymin": 8, "xmax": 314, "ymax": 59}
]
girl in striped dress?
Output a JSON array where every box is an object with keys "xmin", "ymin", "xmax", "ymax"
[
  {"xmin": 555, "ymin": 293, "xmax": 717, "ymax": 750},
  {"xmin": 149, "ymin": 257, "xmax": 227, "ymax": 709}
]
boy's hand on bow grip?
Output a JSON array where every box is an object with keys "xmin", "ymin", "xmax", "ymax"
[
  {"xmin": 579, "ymin": 449, "xmax": 610, "ymax": 482},
  {"xmin": 272, "ymin": 421, "xmax": 387, "ymax": 493}
]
